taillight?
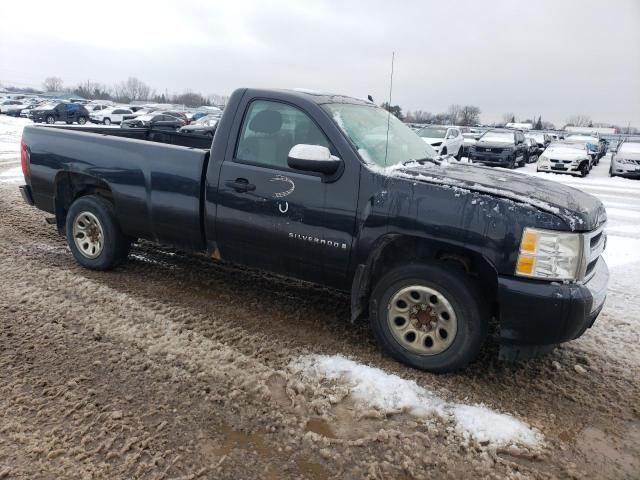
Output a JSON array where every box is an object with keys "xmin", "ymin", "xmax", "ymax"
[{"xmin": 20, "ymin": 140, "xmax": 29, "ymax": 178}]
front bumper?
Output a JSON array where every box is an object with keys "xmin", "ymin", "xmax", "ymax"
[
  {"xmin": 611, "ymin": 164, "xmax": 640, "ymax": 178},
  {"xmin": 469, "ymin": 151, "xmax": 512, "ymax": 166},
  {"xmin": 497, "ymin": 257, "xmax": 608, "ymax": 349}
]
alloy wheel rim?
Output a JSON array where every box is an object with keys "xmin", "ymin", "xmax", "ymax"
[
  {"xmin": 73, "ymin": 211, "xmax": 104, "ymax": 259},
  {"xmin": 387, "ymin": 285, "xmax": 458, "ymax": 355}
]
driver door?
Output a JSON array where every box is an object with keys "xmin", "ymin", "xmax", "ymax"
[{"xmin": 215, "ymin": 99, "xmax": 359, "ymax": 285}]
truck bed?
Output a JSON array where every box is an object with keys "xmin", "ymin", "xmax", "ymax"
[
  {"xmin": 44, "ymin": 125, "xmax": 214, "ymax": 149},
  {"xmin": 23, "ymin": 125, "xmax": 211, "ymax": 252}
]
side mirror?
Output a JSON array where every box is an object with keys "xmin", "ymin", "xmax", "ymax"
[{"xmin": 287, "ymin": 144, "xmax": 342, "ymax": 175}]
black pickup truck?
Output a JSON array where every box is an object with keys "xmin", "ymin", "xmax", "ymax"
[{"xmin": 19, "ymin": 88, "xmax": 609, "ymax": 372}]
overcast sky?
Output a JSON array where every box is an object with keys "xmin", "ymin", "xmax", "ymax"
[{"xmin": 1, "ymin": 0, "xmax": 639, "ymax": 126}]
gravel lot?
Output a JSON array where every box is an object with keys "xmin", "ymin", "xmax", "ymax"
[{"xmin": 1, "ymin": 117, "xmax": 639, "ymax": 479}]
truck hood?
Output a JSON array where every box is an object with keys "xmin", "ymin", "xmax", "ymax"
[{"xmin": 392, "ymin": 162, "xmax": 606, "ymax": 231}]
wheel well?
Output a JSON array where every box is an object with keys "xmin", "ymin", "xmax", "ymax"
[
  {"xmin": 353, "ymin": 236, "xmax": 498, "ymax": 321},
  {"xmin": 54, "ymin": 172, "xmax": 113, "ymax": 232}
]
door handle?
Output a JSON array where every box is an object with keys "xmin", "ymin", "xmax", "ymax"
[{"xmin": 225, "ymin": 178, "xmax": 256, "ymax": 193}]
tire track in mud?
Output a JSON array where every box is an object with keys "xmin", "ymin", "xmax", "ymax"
[{"xmin": 1, "ymin": 182, "xmax": 639, "ymax": 479}]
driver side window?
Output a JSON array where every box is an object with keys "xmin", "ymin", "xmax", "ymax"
[{"xmin": 236, "ymin": 100, "xmax": 330, "ymax": 170}]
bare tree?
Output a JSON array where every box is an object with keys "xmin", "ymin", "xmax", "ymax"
[
  {"xmin": 447, "ymin": 104, "xmax": 462, "ymax": 125},
  {"xmin": 459, "ymin": 105, "xmax": 481, "ymax": 126},
  {"xmin": 566, "ymin": 114, "xmax": 592, "ymax": 127},
  {"xmin": 43, "ymin": 76, "xmax": 63, "ymax": 92},
  {"xmin": 114, "ymin": 77, "xmax": 151, "ymax": 102}
]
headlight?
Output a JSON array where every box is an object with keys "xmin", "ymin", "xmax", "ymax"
[
  {"xmin": 515, "ymin": 227, "xmax": 583, "ymax": 280},
  {"xmin": 616, "ymin": 158, "xmax": 633, "ymax": 164},
  {"xmin": 538, "ymin": 154, "xmax": 550, "ymax": 163}
]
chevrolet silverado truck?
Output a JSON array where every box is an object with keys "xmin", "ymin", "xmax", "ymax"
[{"xmin": 18, "ymin": 88, "xmax": 609, "ymax": 372}]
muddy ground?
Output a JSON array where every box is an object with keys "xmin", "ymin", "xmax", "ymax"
[{"xmin": 0, "ymin": 164, "xmax": 639, "ymax": 479}]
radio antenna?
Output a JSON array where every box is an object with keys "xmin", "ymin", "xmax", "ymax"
[{"xmin": 384, "ymin": 51, "xmax": 395, "ymax": 167}]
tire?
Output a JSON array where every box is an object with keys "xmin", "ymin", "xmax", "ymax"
[
  {"xmin": 455, "ymin": 146, "xmax": 462, "ymax": 161},
  {"xmin": 46, "ymin": 115, "xmax": 55, "ymax": 124},
  {"xmin": 78, "ymin": 116, "xmax": 87, "ymax": 125},
  {"xmin": 369, "ymin": 262, "xmax": 488, "ymax": 373},
  {"xmin": 66, "ymin": 121, "xmax": 72, "ymax": 125},
  {"xmin": 440, "ymin": 147, "xmax": 447, "ymax": 156},
  {"xmin": 507, "ymin": 156, "xmax": 516, "ymax": 169},
  {"xmin": 103, "ymin": 118, "xmax": 111, "ymax": 125},
  {"xmin": 579, "ymin": 162, "xmax": 589, "ymax": 177},
  {"xmin": 65, "ymin": 195, "xmax": 131, "ymax": 270}
]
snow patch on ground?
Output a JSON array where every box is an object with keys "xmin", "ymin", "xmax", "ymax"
[{"xmin": 293, "ymin": 354, "xmax": 542, "ymax": 448}]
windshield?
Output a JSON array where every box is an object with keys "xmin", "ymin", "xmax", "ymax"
[
  {"xmin": 323, "ymin": 103, "xmax": 436, "ymax": 167},
  {"xmin": 135, "ymin": 115, "xmax": 154, "ymax": 121},
  {"xmin": 479, "ymin": 131, "xmax": 514, "ymax": 142},
  {"xmin": 548, "ymin": 142, "xmax": 585, "ymax": 150},
  {"xmin": 417, "ymin": 127, "xmax": 447, "ymax": 139}
]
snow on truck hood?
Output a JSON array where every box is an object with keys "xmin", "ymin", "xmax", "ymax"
[{"xmin": 387, "ymin": 162, "xmax": 606, "ymax": 231}]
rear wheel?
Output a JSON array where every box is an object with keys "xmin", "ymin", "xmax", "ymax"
[
  {"xmin": 455, "ymin": 146, "xmax": 462, "ymax": 160},
  {"xmin": 78, "ymin": 116, "xmax": 87, "ymax": 125},
  {"xmin": 369, "ymin": 263, "xmax": 488, "ymax": 372},
  {"xmin": 65, "ymin": 195, "xmax": 131, "ymax": 270}
]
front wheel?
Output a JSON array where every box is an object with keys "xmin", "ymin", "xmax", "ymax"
[
  {"xmin": 455, "ymin": 146, "xmax": 462, "ymax": 161},
  {"xmin": 78, "ymin": 116, "xmax": 87, "ymax": 125},
  {"xmin": 369, "ymin": 263, "xmax": 488, "ymax": 372},
  {"xmin": 65, "ymin": 195, "xmax": 131, "ymax": 270},
  {"xmin": 103, "ymin": 118, "xmax": 111, "ymax": 125},
  {"xmin": 580, "ymin": 162, "xmax": 589, "ymax": 177},
  {"xmin": 46, "ymin": 115, "xmax": 55, "ymax": 124}
]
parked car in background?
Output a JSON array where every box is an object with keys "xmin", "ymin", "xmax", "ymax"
[
  {"xmin": 120, "ymin": 113, "xmax": 186, "ymax": 130},
  {"xmin": 416, "ymin": 125, "xmax": 463, "ymax": 158},
  {"xmin": 565, "ymin": 133, "xmax": 603, "ymax": 163},
  {"xmin": 161, "ymin": 111, "xmax": 190, "ymax": 124},
  {"xmin": 525, "ymin": 132, "xmax": 552, "ymax": 154},
  {"xmin": 186, "ymin": 111, "xmax": 209, "ymax": 122},
  {"xmin": 178, "ymin": 114, "xmax": 220, "ymax": 136},
  {"xmin": 30, "ymin": 102, "xmax": 90, "ymax": 125},
  {"xmin": 85, "ymin": 104, "xmax": 112, "ymax": 113},
  {"xmin": 90, "ymin": 107, "xmax": 133, "ymax": 125},
  {"xmin": 537, "ymin": 141, "xmax": 592, "ymax": 177},
  {"xmin": 0, "ymin": 100, "xmax": 25, "ymax": 115},
  {"xmin": 20, "ymin": 104, "xmax": 43, "ymax": 118},
  {"xmin": 461, "ymin": 128, "xmax": 485, "ymax": 156},
  {"xmin": 524, "ymin": 137, "xmax": 539, "ymax": 162},
  {"xmin": 468, "ymin": 128, "xmax": 528, "ymax": 168},
  {"xmin": 610, "ymin": 142, "xmax": 640, "ymax": 178}
]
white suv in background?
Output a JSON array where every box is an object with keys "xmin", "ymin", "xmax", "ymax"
[
  {"xmin": 89, "ymin": 107, "xmax": 133, "ymax": 125},
  {"xmin": 417, "ymin": 125, "xmax": 464, "ymax": 158}
]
